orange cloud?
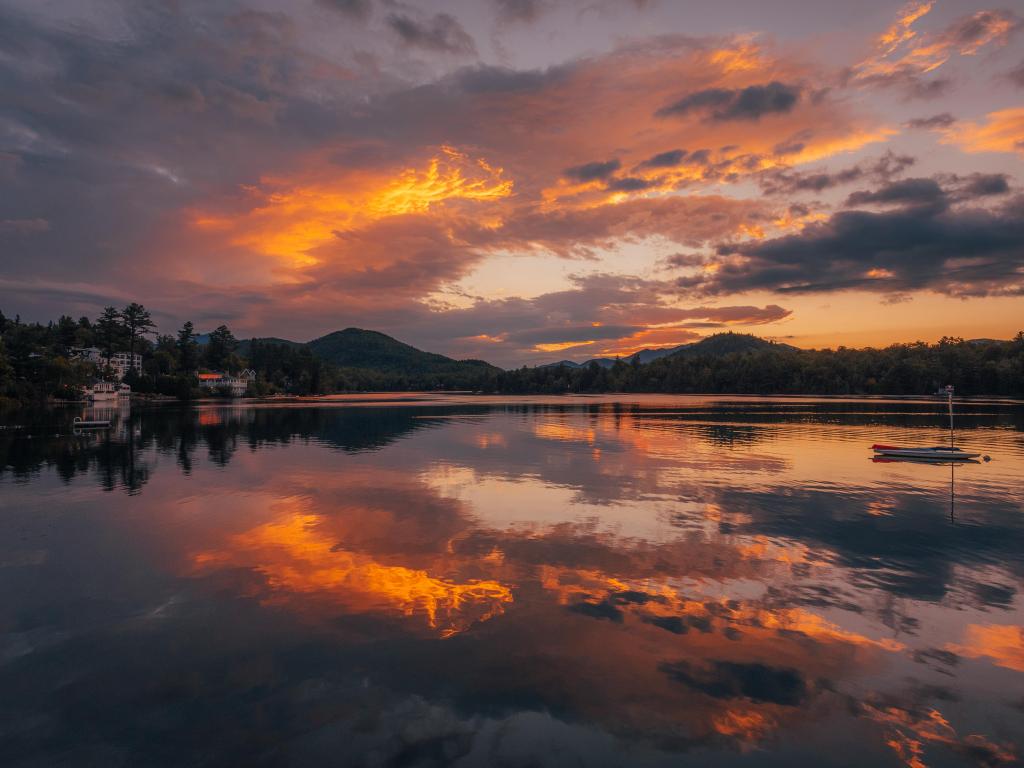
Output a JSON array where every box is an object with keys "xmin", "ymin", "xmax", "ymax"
[
  {"xmin": 943, "ymin": 108, "xmax": 1024, "ymax": 156},
  {"xmin": 946, "ymin": 623, "xmax": 1024, "ymax": 672},
  {"xmin": 852, "ymin": 3, "xmax": 1017, "ymax": 89},
  {"xmin": 189, "ymin": 146, "xmax": 512, "ymax": 268}
]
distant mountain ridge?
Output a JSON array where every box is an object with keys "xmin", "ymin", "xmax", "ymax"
[
  {"xmin": 307, "ymin": 328, "xmax": 497, "ymax": 376},
  {"xmin": 238, "ymin": 328, "xmax": 498, "ymax": 378},
  {"xmin": 538, "ymin": 333, "xmax": 798, "ymax": 369}
]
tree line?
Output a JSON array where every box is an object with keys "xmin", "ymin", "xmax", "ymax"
[
  {"xmin": 0, "ymin": 304, "xmax": 255, "ymax": 403},
  {"xmin": 1, "ymin": 304, "xmax": 1022, "ymax": 406},
  {"xmin": 484, "ymin": 334, "xmax": 1024, "ymax": 398}
]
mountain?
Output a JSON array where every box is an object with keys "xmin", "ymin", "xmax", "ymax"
[
  {"xmin": 307, "ymin": 328, "xmax": 498, "ymax": 376},
  {"xmin": 629, "ymin": 344, "xmax": 691, "ymax": 364},
  {"xmin": 668, "ymin": 333, "xmax": 797, "ymax": 358},
  {"xmin": 538, "ymin": 359, "xmax": 582, "ymax": 369},
  {"xmin": 537, "ymin": 334, "xmax": 797, "ymax": 369},
  {"xmin": 237, "ymin": 337, "xmax": 303, "ymax": 356}
]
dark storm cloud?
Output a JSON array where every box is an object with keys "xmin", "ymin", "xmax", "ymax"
[
  {"xmin": 686, "ymin": 149, "xmax": 711, "ymax": 165},
  {"xmin": 563, "ymin": 158, "xmax": 621, "ymax": 182},
  {"xmin": 846, "ymin": 177, "xmax": 946, "ymax": 208},
  {"xmin": 637, "ymin": 148, "xmax": 686, "ymax": 168},
  {"xmin": 758, "ymin": 152, "xmax": 915, "ymax": 196},
  {"xmin": 317, "ymin": 0, "xmax": 372, "ymax": 19},
  {"xmin": 660, "ymin": 661, "xmax": 807, "ymax": 706},
  {"xmin": 606, "ymin": 176, "xmax": 656, "ymax": 191},
  {"xmin": 905, "ymin": 112, "xmax": 956, "ymax": 130},
  {"xmin": 657, "ymin": 82, "xmax": 801, "ymax": 121},
  {"xmin": 453, "ymin": 64, "xmax": 564, "ymax": 93},
  {"xmin": 386, "ymin": 12, "xmax": 477, "ymax": 54},
  {"xmin": 684, "ymin": 193, "xmax": 1024, "ymax": 297},
  {"xmin": 957, "ymin": 173, "xmax": 1010, "ymax": 197}
]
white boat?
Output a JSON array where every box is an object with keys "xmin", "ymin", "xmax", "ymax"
[
  {"xmin": 871, "ymin": 444, "xmax": 980, "ymax": 460},
  {"xmin": 870, "ymin": 385, "xmax": 987, "ymax": 462},
  {"xmin": 117, "ymin": 383, "xmax": 131, "ymax": 398}
]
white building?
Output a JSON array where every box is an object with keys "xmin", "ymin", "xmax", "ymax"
[
  {"xmin": 72, "ymin": 348, "xmax": 142, "ymax": 380},
  {"xmin": 197, "ymin": 369, "xmax": 255, "ymax": 396}
]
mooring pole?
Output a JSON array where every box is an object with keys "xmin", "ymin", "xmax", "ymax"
[{"xmin": 946, "ymin": 384, "xmax": 954, "ymax": 448}]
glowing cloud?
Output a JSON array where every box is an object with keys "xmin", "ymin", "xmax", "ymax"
[
  {"xmin": 190, "ymin": 146, "xmax": 513, "ymax": 268},
  {"xmin": 943, "ymin": 108, "xmax": 1024, "ymax": 156}
]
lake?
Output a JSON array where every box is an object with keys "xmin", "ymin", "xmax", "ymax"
[{"xmin": 1, "ymin": 394, "xmax": 1023, "ymax": 767}]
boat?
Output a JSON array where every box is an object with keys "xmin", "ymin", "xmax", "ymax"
[
  {"xmin": 870, "ymin": 385, "xmax": 987, "ymax": 462},
  {"xmin": 871, "ymin": 444, "xmax": 980, "ymax": 460}
]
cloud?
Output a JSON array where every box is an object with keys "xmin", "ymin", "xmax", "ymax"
[
  {"xmin": 386, "ymin": 12, "xmax": 477, "ymax": 55},
  {"xmin": 563, "ymin": 158, "xmax": 621, "ymax": 182},
  {"xmin": 955, "ymin": 172, "xmax": 1010, "ymax": 197},
  {"xmin": 661, "ymin": 660, "xmax": 807, "ymax": 706},
  {"xmin": 1007, "ymin": 59, "xmax": 1024, "ymax": 87},
  {"xmin": 943, "ymin": 108, "xmax": 1024, "ymax": 156},
  {"xmin": 758, "ymin": 152, "xmax": 915, "ymax": 196},
  {"xmin": 657, "ymin": 81, "xmax": 801, "ymax": 121},
  {"xmin": 682, "ymin": 192, "xmax": 1024, "ymax": 297},
  {"xmin": 0, "ymin": 217, "xmax": 49, "ymax": 234},
  {"xmin": 846, "ymin": 177, "xmax": 946, "ymax": 208},
  {"xmin": 494, "ymin": 0, "xmax": 544, "ymax": 23},
  {"xmin": 850, "ymin": 4, "xmax": 1019, "ymax": 97},
  {"xmin": 905, "ymin": 112, "xmax": 955, "ymax": 129},
  {"xmin": 317, "ymin": 0, "xmax": 372, "ymax": 20},
  {"xmin": 605, "ymin": 176, "xmax": 656, "ymax": 191},
  {"xmin": 637, "ymin": 148, "xmax": 687, "ymax": 168}
]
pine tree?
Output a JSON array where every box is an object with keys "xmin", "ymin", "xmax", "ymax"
[
  {"xmin": 96, "ymin": 306, "xmax": 123, "ymax": 366},
  {"xmin": 121, "ymin": 303, "xmax": 155, "ymax": 374},
  {"xmin": 176, "ymin": 321, "xmax": 199, "ymax": 372}
]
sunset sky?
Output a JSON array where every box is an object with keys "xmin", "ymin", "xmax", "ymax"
[{"xmin": 1, "ymin": 0, "xmax": 1022, "ymax": 365}]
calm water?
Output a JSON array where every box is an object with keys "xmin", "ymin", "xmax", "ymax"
[{"xmin": 2, "ymin": 395, "xmax": 1023, "ymax": 767}]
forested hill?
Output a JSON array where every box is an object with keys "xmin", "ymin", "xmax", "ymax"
[
  {"xmin": 495, "ymin": 333, "xmax": 1024, "ymax": 397},
  {"xmin": 306, "ymin": 328, "xmax": 497, "ymax": 376}
]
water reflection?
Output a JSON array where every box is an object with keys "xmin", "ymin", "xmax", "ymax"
[{"xmin": 1, "ymin": 396, "xmax": 1022, "ymax": 767}]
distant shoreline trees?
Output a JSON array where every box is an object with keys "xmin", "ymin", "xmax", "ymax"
[{"xmin": 0, "ymin": 304, "xmax": 1022, "ymax": 407}]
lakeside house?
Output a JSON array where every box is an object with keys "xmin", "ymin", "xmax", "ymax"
[
  {"xmin": 196, "ymin": 369, "xmax": 256, "ymax": 396},
  {"xmin": 71, "ymin": 347, "xmax": 142, "ymax": 380}
]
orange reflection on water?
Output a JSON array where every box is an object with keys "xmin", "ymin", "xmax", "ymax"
[
  {"xmin": 194, "ymin": 507, "xmax": 512, "ymax": 637},
  {"xmin": 538, "ymin": 564, "xmax": 904, "ymax": 653},
  {"xmin": 863, "ymin": 702, "xmax": 1017, "ymax": 768},
  {"xmin": 946, "ymin": 623, "xmax": 1024, "ymax": 672}
]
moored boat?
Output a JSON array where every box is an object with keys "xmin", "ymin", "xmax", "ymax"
[
  {"xmin": 868, "ymin": 385, "xmax": 988, "ymax": 462},
  {"xmin": 871, "ymin": 444, "xmax": 980, "ymax": 460}
]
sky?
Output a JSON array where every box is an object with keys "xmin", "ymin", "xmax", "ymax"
[{"xmin": 0, "ymin": 0, "xmax": 1022, "ymax": 366}]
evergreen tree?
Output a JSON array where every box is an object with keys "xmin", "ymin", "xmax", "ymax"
[
  {"xmin": 96, "ymin": 306, "xmax": 123, "ymax": 366},
  {"xmin": 176, "ymin": 321, "xmax": 200, "ymax": 372},
  {"xmin": 121, "ymin": 303, "xmax": 155, "ymax": 373},
  {"xmin": 204, "ymin": 324, "xmax": 238, "ymax": 371}
]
